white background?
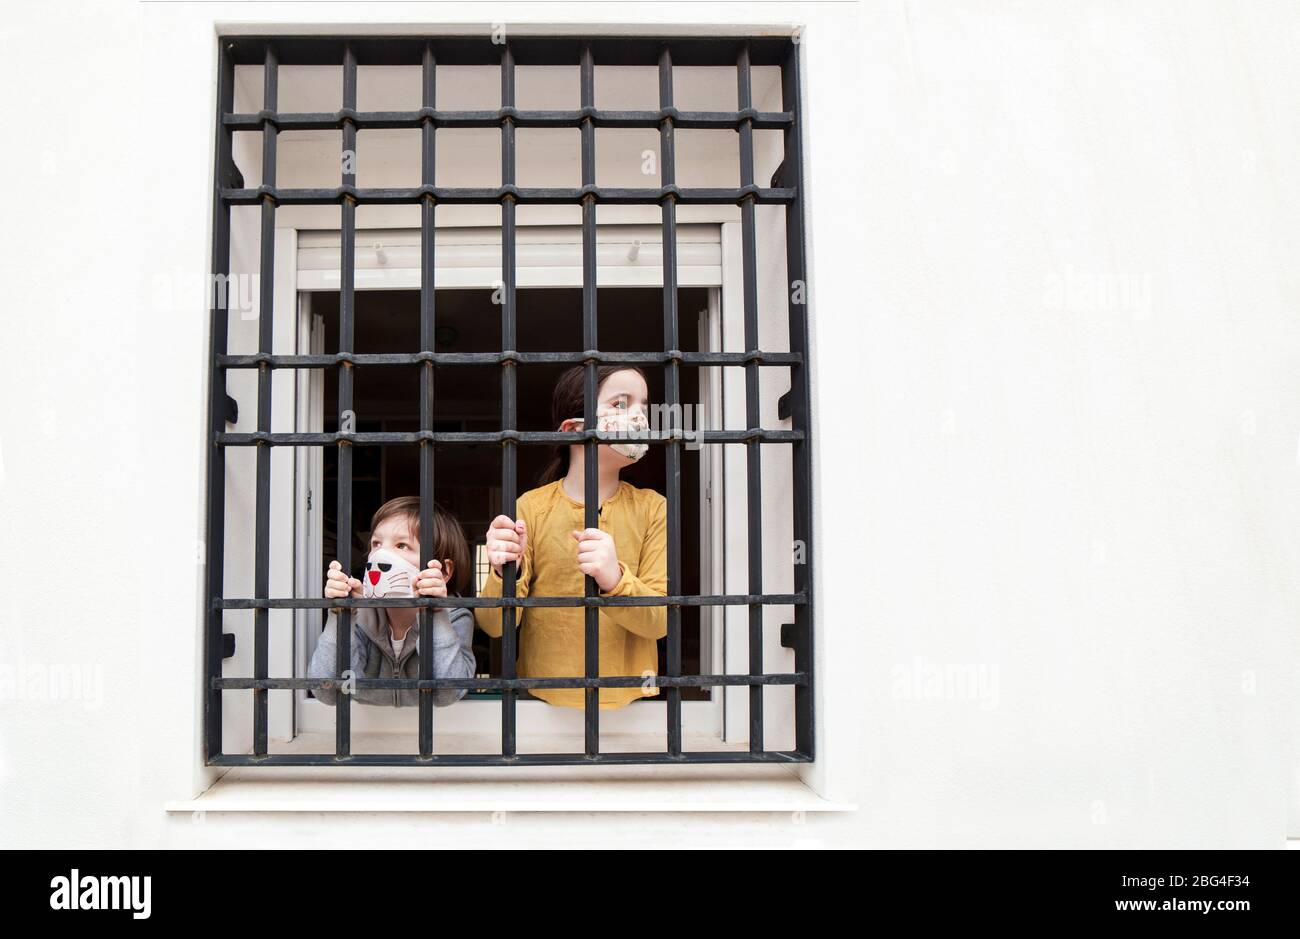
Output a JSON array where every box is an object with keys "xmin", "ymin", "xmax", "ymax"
[{"xmin": 0, "ymin": 0, "xmax": 1297, "ymax": 848}]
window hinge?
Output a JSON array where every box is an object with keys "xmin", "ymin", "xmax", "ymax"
[
  {"xmin": 777, "ymin": 388, "xmax": 793, "ymax": 422},
  {"xmin": 780, "ymin": 622, "xmax": 811, "ymax": 677},
  {"xmin": 224, "ymin": 393, "xmax": 239, "ymax": 425},
  {"xmin": 222, "ymin": 632, "xmax": 236, "ymax": 659}
]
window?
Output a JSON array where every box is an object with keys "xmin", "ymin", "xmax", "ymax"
[{"xmin": 206, "ymin": 34, "xmax": 812, "ymax": 766}]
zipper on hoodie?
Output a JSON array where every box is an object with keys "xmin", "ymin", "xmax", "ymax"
[{"xmin": 389, "ymin": 632, "xmax": 415, "ymax": 708}]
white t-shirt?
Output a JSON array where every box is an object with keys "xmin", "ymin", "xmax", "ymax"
[{"xmin": 390, "ymin": 629, "xmax": 415, "ymax": 660}]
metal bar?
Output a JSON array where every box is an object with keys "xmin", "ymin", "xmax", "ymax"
[
  {"xmin": 219, "ymin": 35, "xmax": 797, "ymax": 68},
  {"xmin": 211, "ymin": 750, "xmax": 810, "ymax": 767},
  {"xmin": 223, "ymin": 108, "xmax": 795, "ymax": 131},
  {"xmin": 252, "ymin": 41, "xmax": 279, "ymax": 757},
  {"xmin": 737, "ymin": 42, "xmax": 765, "ymax": 754},
  {"xmin": 221, "ymin": 185, "xmax": 795, "ymax": 206},
  {"xmin": 204, "ymin": 40, "xmax": 236, "ymax": 762},
  {"xmin": 658, "ymin": 43, "xmax": 683, "ymax": 758},
  {"xmin": 580, "ymin": 42, "xmax": 600, "ymax": 754},
  {"xmin": 218, "ymin": 673, "xmax": 805, "ymax": 691},
  {"xmin": 218, "ymin": 351, "xmax": 804, "ymax": 368},
  {"xmin": 334, "ymin": 41, "xmax": 359, "ymax": 759},
  {"xmin": 417, "ymin": 40, "xmax": 438, "ymax": 759},
  {"xmin": 218, "ymin": 429, "xmax": 804, "ymax": 446},
  {"xmin": 499, "ymin": 41, "xmax": 519, "ymax": 759},
  {"xmin": 221, "ymin": 592, "xmax": 805, "ymax": 610},
  {"xmin": 782, "ymin": 41, "xmax": 815, "ymax": 760}
]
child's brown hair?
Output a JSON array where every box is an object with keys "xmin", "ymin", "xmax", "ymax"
[{"xmin": 369, "ymin": 497, "xmax": 471, "ymax": 595}]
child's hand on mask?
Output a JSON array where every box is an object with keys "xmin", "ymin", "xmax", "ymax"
[
  {"xmin": 486, "ymin": 515, "xmax": 527, "ymax": 574},
  {"xmin": 414, "ymin": 559, "xmax": 449, "ymax": 598},
  {"xmin": 324, "ymin": 559, "xmax": 362, "ymax": 599},
  {"xmin": 572, "ymin": 528, "xmax": 622, "ymax": 592}
]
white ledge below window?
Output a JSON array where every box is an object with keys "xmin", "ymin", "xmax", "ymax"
[{"xmin": 165, "ymin": 733, "xmax": 857, "ymax": 814}]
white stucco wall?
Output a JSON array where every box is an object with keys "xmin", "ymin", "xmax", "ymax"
[{"xmin": 1, "ymin": 0, "xmax": 1296, "ymax": 848}]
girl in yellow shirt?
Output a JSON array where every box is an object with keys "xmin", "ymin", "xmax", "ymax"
[{"xmin": 473, "ymin": 365, "xmax": 667, "ymax": 709}]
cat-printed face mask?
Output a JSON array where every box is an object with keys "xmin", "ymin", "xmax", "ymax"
[
  {"xmin": 570, "ymin": 409, "xmax": 650, "ymax": 463},
  {"xmin": 361, "ymin": 548, "xmax": 420, "ymax": 599}
]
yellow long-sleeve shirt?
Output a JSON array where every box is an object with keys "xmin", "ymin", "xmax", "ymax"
[{"xmin": 474, "ymin": 479, "xmax": 667, "ymax": 709}]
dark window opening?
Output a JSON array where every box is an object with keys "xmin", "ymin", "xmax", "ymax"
[{"xmin": 312, "ymin": 286, "xmax": 710, "ymax": 700}]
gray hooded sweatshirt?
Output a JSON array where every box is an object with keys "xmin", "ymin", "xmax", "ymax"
[{"xmin": 307, "ymin": 605, "xmax": 477, "ymax": 708}]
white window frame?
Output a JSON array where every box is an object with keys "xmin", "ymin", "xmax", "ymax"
[{"xmin": 268, "ymin": 220, "xmax": 769, "ymax": 752}]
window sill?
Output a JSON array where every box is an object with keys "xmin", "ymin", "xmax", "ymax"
[{"xmin": 167, "ymin": 733, "xmax": 856, "ymax": 814}]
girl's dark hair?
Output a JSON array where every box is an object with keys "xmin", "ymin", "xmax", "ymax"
[
  {"xmin": 368, "ymin": 497, "xmax": 472, "ymax": 596},
  {"xmin": 536, "ymin": 364, "xmax": 648, "ymax": 486}
]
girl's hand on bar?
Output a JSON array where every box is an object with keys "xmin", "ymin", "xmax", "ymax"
[
  {"xmin": 324, "ymin": 559, "xmax": 362, "ymax": 599},
  {"xmin": 572, "ymin": 528, "xmax": 621, "ymax": 592},
  {"xmin": 486, "ymin": 515, "xmax": 527, "ymax": 574},
  {"xmin": 414, "ymin": 559, "xmax": 449, "ymax": 598}
]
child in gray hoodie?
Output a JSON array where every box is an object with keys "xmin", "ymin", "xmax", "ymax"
[{"xmin": 309, "ymin": 497, "xmax": 477, "ymax": 708}]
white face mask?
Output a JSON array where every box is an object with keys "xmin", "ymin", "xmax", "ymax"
[
  {"xmin": 572, "ymin": 410, "xmax": 650, "ymax": 463},
  {"xmin": 361, "ymin": 548, "xmax": 420, "ymax": 599}
]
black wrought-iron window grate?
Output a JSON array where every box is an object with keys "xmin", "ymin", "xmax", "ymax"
[{"xmin": 206, "ymin": 34, "xmax": 813, "ymax": 766}]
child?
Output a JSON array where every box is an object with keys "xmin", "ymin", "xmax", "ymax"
[
  {"xmin": 474, "ymin": 365, "xmax": 667, "ymax": 710},
  {"xmin": 309, "ymin": 497, "xmax": 477, "ymax": 708}
]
